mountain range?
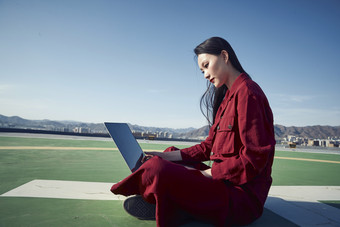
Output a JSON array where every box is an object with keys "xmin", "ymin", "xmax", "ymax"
[
  {"xmin": 0, "ymin": 114, "xmax": 195, "ymax": 136},
  {"xmin": 1, "ymin": 114, "xmax": 340, "ymax": 140}
]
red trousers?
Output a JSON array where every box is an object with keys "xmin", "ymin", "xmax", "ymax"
[{"xmin": 111, "ymin": 155, "xmax": 262, "ymax": 227}]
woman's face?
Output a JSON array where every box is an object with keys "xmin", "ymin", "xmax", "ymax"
[{"xmin": 197, "ymin": 52, "xmax": 228, "ymax": 88}]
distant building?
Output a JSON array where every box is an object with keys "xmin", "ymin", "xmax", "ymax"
[
  {"xmin": 328, "ymin": 142, "xmax": 339, "ymax": 148},
  {"xmin": 308, "ymin": 139, "xmax": 319, "ymax": 146},
  {"xmin": 79, "ymin": 127, "xmax": 90, "ymax": 133},
  {"xmin": 287, "ymin": 135, "xmax": 296, "ymax": 142},
  {"xmin": 132, "ymin": 131, "xmax": 142, "ymax": 138},
  {"xmin": 73, "ymin": 127, "xmax": 90, "ymax": 133}
]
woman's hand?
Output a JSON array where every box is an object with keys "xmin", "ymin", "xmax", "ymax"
[{"xmin": 141, "ymin": 153, "xmax": 154, "ymax": 163}]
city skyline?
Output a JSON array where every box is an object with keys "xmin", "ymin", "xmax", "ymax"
[
  {"xmin": 1, "ymin": 113, "xmax": 340, "ymax": 140},
  {"xmin": 1, "ymin": 0, "xmax": 340, "ymax": 128}
]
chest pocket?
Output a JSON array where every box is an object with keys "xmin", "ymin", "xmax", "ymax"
[
  {"xmin": 212, "ymin": 116, "xmax": 237, "ymax": 157},
  {"xmin": 217, "ymin": 116, "xmax": 235, "ymax": 131}
]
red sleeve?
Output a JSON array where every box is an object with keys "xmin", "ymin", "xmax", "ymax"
[
  {"xmin": 212, "ymin": 83, "xmax": 275, "ymax": 185},
  {"xmin": 179, "ymin": 126, "xmax": 215, "ymax": 162}
]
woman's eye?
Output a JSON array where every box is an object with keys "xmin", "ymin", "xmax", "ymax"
[{"xmin": 204, "ymin": 63, "xmax": 209, "ymax": 68}]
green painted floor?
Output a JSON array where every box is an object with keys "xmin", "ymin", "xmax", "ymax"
[{"xmin": 0, "ymin": 135, "xmax": 339, "ymax": 226}]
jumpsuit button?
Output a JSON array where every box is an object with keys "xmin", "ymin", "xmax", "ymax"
[
  {"xmin": 228, "ymin": 125, "xmax": 232, "ymax": 129},
  {"xmin": 217, "ymin": 125, "xmax": 220, "ymax": 130}
]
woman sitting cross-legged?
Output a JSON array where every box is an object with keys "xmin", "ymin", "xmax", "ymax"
[{"xmin": 111, "ymin": 36, "xmax": 276, "ymax": 227}]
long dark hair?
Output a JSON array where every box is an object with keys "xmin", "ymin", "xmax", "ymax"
[{"xmin": 194, "ymin": 37, "xmax": 246, "ymax": 126}]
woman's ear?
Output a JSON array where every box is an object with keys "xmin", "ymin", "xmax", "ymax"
[{"xmin": 221, "ymin": 50, "xmax": 229, "ymax": 63}]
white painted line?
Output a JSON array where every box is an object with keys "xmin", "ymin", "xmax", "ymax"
[{"xmin": 0, "ymin": 179, "xmax": 126, "ymax": 201}]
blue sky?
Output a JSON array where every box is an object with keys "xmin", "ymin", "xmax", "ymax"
[{"xmin": 0, "ymin": 0, "xmax": 339, "ymax": 128}]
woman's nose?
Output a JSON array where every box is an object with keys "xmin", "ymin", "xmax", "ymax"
[{"xmin": 204, "ymin": 72, "xmax": 210, "ymax": 79}]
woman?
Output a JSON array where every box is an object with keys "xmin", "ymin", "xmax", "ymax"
[{"xmin": 111, "ymin": 37, "xmax": 276, "ymax": 226}]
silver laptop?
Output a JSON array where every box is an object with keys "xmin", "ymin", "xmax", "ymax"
[{"xmin": 104, "ymin": 122, "xmax": 145, "ymax": 172}]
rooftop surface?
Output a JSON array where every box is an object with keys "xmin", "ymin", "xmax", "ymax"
[{"xmin": 0, "ymin": 133, "xmax": 339, "ymax": 226}]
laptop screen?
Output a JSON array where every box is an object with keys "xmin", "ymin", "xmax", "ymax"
[{"xmin": 104, "ymin": 122, "xmax": 145, "ymax": 172}]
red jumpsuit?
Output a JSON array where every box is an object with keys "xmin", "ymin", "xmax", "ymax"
[{"xmin": 111, "ymin": 73, "xmax": 276, "ymax": 226}]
